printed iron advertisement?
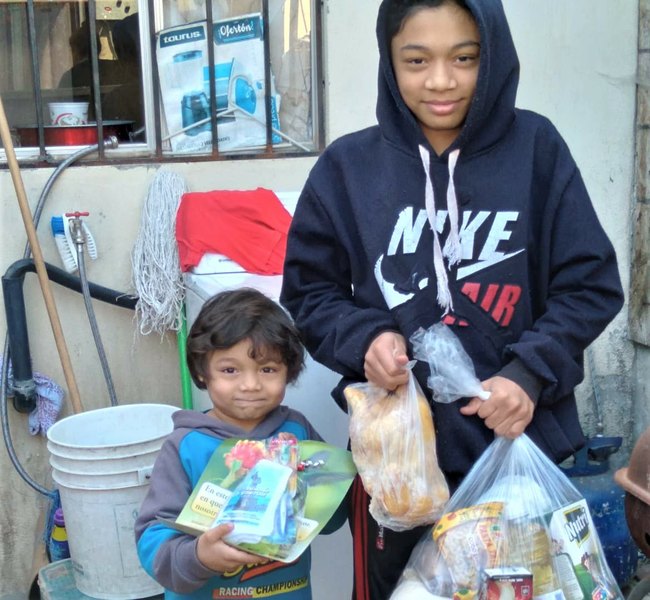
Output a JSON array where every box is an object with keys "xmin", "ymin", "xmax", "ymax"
[{"xmin": 156, "ymin": 14, "xmax": 281, "ymax": 154}]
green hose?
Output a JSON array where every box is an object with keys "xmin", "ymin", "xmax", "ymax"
[{"xmin": 177, "ymin": 304, "xmax": 194, "ymax": 409}]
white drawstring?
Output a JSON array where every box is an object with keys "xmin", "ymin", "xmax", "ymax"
[
  {"xmin": 419, "ymin": 145, "xmax": 452, "ymax": 314},
  {"xmin": 418, "ymin": 145, "xmax": 461, "ymax": 315},
  {"xmin": 443, "ymin": 149, "xmax": 462, "ymax": 266}
]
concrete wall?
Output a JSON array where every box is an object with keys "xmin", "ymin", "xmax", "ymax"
[
  {"xmin": 0, "ymin": 0, "xmax": 642, "ymax": 597},
  {"xmin": 506, "ymin": 2, "xmax": 640, "ymax": 461}
]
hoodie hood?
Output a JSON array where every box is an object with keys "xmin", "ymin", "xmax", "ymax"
[
  {"xmin": 171, "ymin": 405, "xmax": 294, "ymax": 440},
  {"xmin": 376, "ymin": 0, "xmax": 520, "ymax": 157}
]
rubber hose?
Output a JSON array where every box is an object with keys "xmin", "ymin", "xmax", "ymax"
[{"xmin": 75, "ymin": 244, "xmax": 118, "ymax": 406}]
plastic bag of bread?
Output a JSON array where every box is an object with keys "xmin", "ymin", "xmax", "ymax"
[
  {"xmin": 390, "ymin": 435, "xmax": 624, "ymax": 600},
  {"xmin": 344, "ymin": 371, "xmax": 449, "ymax": 531}
]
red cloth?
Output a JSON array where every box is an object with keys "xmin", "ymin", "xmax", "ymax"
[{"xmin": 175, "ymin": 188, "xmax": 292, "ymax": 274}]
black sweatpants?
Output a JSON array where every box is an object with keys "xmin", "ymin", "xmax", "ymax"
[{"xmin": 349, "ymin": 476, "xmax": 429, "ymax": 600}]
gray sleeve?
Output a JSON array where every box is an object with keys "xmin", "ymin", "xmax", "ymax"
[{"xmin": 135, "ymin": 436, "xmax": 218, "ymax": 593}]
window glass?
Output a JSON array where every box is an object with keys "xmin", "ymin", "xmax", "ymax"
[
  {"xmin": 0, "ymin": 1, "xmax": 145, "ymax": 150},
  {"xmin": 0, "ymin": 0, "xmax": 319, "ymax": 159},
  {"xmin": 156, "ymin": 0, "xmax": 315, "ymax": 155}
]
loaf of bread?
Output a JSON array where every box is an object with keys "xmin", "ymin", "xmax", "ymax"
[{"xmin": 345, "ymin": 380, "xmax": 449, "ymax": 530}]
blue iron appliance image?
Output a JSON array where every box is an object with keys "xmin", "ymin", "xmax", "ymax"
[
  {"xmin": 204, "ymin": 58, "xmax": 257, "ymax": 118},
  {"xmin": 156, "ymin": 16, "xmax": 285, "ymax": 152}
]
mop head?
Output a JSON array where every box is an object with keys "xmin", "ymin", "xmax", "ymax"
[
  {"xmin": 131, "ymin": 170, "xmax": 188, "ymax": 336},
  {"xmin": 0, "ymin": 354, "xmax": 64, "ymax": 436}
]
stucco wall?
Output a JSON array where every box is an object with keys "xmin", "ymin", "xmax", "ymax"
[
  {"xmin": 508, "ymin": 2, "xmax": 638, "ymax": 455},
  {"xmin": 0, "ymin": 0, "xmax": 642, "ymax": 597}
]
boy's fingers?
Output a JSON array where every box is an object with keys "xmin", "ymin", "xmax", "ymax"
[{"xmin": 205, "ymin": 522, "xmax": 234, "ymax": 542}]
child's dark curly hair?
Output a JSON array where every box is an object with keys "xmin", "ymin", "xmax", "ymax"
[{"xmin": 187, "ymin": 288, "xmax": 305, "ymax": 389}]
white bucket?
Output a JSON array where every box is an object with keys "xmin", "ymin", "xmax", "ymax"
[
  {"xmin": 46, "ymin": 403, "xmax": 180, "ymax": 600},
  {"xmin": 48, "ymin": 101, "xmax": 89, "ymax": 126}
]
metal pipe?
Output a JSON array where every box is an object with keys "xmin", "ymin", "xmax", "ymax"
[
  {"xmin": 26, "ymin": 0, "xmax": 46, "ymax": 160},
  {"xmin": 26, "ymin": 138, "xmax": 118, "ymax": 258},
  {"xmin": 87, "ymin": 1, "xmax": 104, "ymax": 155}
]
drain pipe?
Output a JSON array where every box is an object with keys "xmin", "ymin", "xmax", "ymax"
[
  {"xmin": 3, "ymin": 259, "xmax": 137, "ymax": 309},
  {"xmin": 3, "ymin": 137, "xmax": 120, "ymax": 413},
  {"xmin": 2, "ymin": 257, "xmax": 136, "ymax": 411},
  {"xmin": 2, "ymin": 272, "xmax": 36, "ymax": 413},
  {"xmin": 0, "ymin": 133, "xmax": 118, "ymax": 494},
  {"xmin": 1, "ymin": 259, "xmax": 136, "ymax": 494}
]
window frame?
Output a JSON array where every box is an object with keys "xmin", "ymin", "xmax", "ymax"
[{"xmin": 0, "ymin": 0, "xmax": 324, "ymax": 166}]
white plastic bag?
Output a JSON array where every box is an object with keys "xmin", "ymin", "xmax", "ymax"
[
  {"xmin": 344, "ymin": 371, "xmax": 449, "ymax": 531},
  {"xmin": 411, "ymin": 323, "xmax": 490, "ymax": 403},
  {"xmin": 391, "ymin": 434, "xmax": 624, "ymax": 600}
]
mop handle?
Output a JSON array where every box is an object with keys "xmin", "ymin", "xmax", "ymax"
[{"xmin": 0, "ymin": 94, "xmax": 84, "ymax": 414}]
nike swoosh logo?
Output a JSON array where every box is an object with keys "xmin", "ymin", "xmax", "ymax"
[
  {"xmin": 456, "ymin": 249, "xmax": 525, "ymax": 280},
  {"xmin": 374, "ymin": 254, "xmax": 415, "ymax": 309}
]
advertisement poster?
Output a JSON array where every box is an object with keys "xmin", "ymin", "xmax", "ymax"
[
  {"xmin": 156, "ymin": 14, "xmax": 281, "ymax": 153},
  {"xmin": 159, "ymin": 438, "xmax": 356, "ymax": 563}
]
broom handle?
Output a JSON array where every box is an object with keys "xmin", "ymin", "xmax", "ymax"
[{"xmin": 0, "ymin": 95, "xmax": 84, "ymax": 414}]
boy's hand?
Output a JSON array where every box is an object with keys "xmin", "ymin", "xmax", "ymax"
[
  {"xmin": 459, "ymin": 376, "xmax": 534, "ymax": 439},
  {"xmin": 364, "ymin": 331, "xmax": 410, "ymax": 391},
  {"xmin": 196, "ymin": 523, "xmax": 269, "ymax": 574}
]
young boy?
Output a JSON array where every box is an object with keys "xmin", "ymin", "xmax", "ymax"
[
  {"xmin": 280, "ymin": 0, "xmax": 624, "ymax": 598},
  {"xmin": 135, "ymin": 288, "xmax": 339, "ymax": 599}
]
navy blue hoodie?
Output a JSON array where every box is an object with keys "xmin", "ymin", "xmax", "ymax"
[{"xmin": 280, "ymin": 0, "xmax": 623, "ymax": 482}]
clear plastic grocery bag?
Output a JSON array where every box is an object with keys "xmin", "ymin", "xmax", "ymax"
[
  {"xmin": 344, "ymin": 370, "xmax": 449, "ymax": 531},
  {"xmin": 411, "ymin": 323, "xmax": 490, "ymax": 403},
  {"xmin": 391, "ymin": 434, "xmax": 624, "ymax": 600}
]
